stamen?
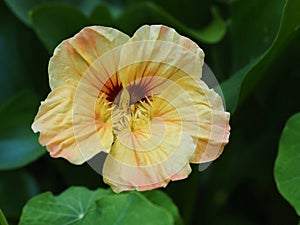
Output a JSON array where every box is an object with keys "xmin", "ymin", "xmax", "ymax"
[
  {"xmin": 95, "ymin": 93, "xmax": 111, "ymax": 123},
  {"xmin": 108, "ymin": 88, "xmax": 154, "ymax": 135}
]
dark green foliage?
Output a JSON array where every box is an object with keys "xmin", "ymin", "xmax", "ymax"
[{"xmin": 1, "ymin": 0, "xmax": 300, "ymax": 224}]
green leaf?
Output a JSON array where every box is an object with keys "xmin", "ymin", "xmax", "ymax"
[
  {"xmin": 221, "ymin": 0, "xmax": 300, "ymax": 113},
  {"xmin": 19, "ymin": 187, "xmax": 174, "ymax": 225},
  {"xmin": 142, "ymin": 190, "xmax": 183, "ymax": 225},
  {"xmin": 4, "ymin": 0, "xmax": 101, "ymax": 26},
  {"xmin": 0, "ymin": 2, "xmax": 48, "ymax": 104},
  {"xmin": 30, "ymin": 4, "xmax": 93, "ymax": 53},
  {"xmin": 0, "ymin": 209, "xmax": 9, "ymax": 225},
  {"xmin": 0, "ymin": 171, "xmax": 39, "ymax": 219},
  {"xmin": 230, "ymin": 0, "xmax": 285, "ymax": 71},
  {"xmin": 274, "ymin": 113, "xmax": 300, "ymax": 216},
  {"xmin": 4, "ymin": 0, "xmax": 44, "ymax": 26},
  {"xmin": 191, "ymin": 6, "xmax": 227, "ymax": 44},
  {"xmin": 19, "ymin": 187, "xmax": 111, "ymax": 225},
  {"xmin": 0, "ymin": 91, "xmax": 46, "ymax": 170},
  {"xmin": 116, "ymin": 2, "xmax": 226, "ymax": 44},
  {"xmin": 125, "ymin": 0, "xmax": 213, "ymax": 29},
  {"xmin": 96, "ymin": 192, "xmax": 174, "ymax": 225},
  {"xmin": 89, "ymin": 3, "xmax": 114, "ymax": 26},
  {"xmin": 59, "ymin": 0, "xmax": 102, "ymax": 16},
  {"xmin": 0, "ymin": 5, "xmax": 25, "ymax": 104},
  {"xmin": 221, "ymin": 60, "xmax": 259, "ymax": 112}
]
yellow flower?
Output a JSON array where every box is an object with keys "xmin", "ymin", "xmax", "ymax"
[{"xmin": 32, "ymin": 25, "xmax": 230, "ymax": 193}]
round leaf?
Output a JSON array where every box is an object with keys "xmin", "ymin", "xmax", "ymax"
[
  {"xmin": 19, "ymin": 187, "xmax": 111, "ymax": 225},
  {"xmin": 96, "ymin": 192, "xmax": 174, "ymax": 225},
  {"xmin": 275, "ymin": 113, "xmax": 300, "ymax": 216},
  {"xmin": 142, "ymin": 190, "xmax": 183, "ymax": 225},
  {"xmin": 19, "ymin": 187, "xmax": 174, "ymax": 225}
]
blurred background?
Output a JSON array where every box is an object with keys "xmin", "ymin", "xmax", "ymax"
[{"xmin": 0, "ymin": 0, "xmax": 300, "ymax": 224}]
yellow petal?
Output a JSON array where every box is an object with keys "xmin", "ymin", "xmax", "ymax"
[
  {"xmin": 102, "ymin": 118, "xmax": 195, "ymax": 193},
  {"xmin": 150, "ymin": 75, "xmax": 230, "ymax": 163},
  {"xmin": 49, "ymin": 26, "xmax": 129, "ymax": 90},
  {"xmin": 32, "ymin": 86, "xmax": 114, "ymax": 164},
  {"xmin": 170, "ymin": 164, "xmax": 192, "ymax": 181},
  {"xmin": 32, "ymin": 86, "xmax": 84, "ymax": 164},
  {"xmin": 72, "ymin": 87, "xmax": 114, "ymax": 156},
  {"xmin": 117, "ymin": 25, "xmax": 204, "ymax": 89},
  {"xmin": 188, "ymin": 82, "xmax": 230, "ymax": 163}
]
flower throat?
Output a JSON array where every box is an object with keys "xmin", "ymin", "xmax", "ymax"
[{"xmin": 110, "ymin": 88, "xmax": 153, "ymax": 136}]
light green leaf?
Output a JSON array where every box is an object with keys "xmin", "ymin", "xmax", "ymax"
[
  {"xmin": 116, "ymin": 2, "xmax": 226, "ymax": 44},
  {"xmin": 221, "ymin": 0, "xmax": 300, "ymax": 112},
  {"xmin": 19, "ymin": 187, "xmax": 175, "ymax": 225},
  {"xmin": 0, "ymin": 209, "xmax": 9, "ymax": 225},
  {"xmin": 30, "ymin": 4, "xmax": 93, "ymax": 53},
  {"xmin": 190, "ymin": 6, "xmax": 227, "ymax": 44},
  {"xmin": 274, "ymin": 113, "xmax": 300, "ymax": 216},
  {"xmin": 97, "ymin": 192, "xmax": 174, "ymax": 225},
  {"xmin": 142, "ymin": 190, "xmax": 183, "ymax": 225},
  {"xmin": 0, "ymin": 91, "xmax": 46, "ymax": 170},
  {"xmin": 19, "ymin": 187, "xmax": 111, "ymax": 225}
]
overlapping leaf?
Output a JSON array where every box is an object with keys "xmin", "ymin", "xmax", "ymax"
[
  {"xmin": 30, "ymin": 4, "xmax": 93, "ymax": 52},
  {"xmin": 115, "ymin": 2, "xmax": 226, "ymax": 43},
  {"xmin": 5, "ymin": 0, "xmax": 227, "ymax": 55},
  {"xmin": 4, "ymin": 0, "xmax": 101, "ymax": 26},
  {"xmin": 19, "ymin": 187, "xmax": 180, "ymax": 225},
  {"xmin": 222, "ymin": 0, "xmax": 300, "ymax": 112},
  {"xmin": 0, "ymin": 91, "xmax": 46, "ymax": 170},
  {"xmin": 142, "ymin": 190, "xmax": 183, "ymax": 225}
]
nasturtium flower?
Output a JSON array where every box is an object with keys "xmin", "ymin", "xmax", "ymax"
[{"xmin": 32, "ymin": 25, "xmax": 230, "ymax": 193}]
